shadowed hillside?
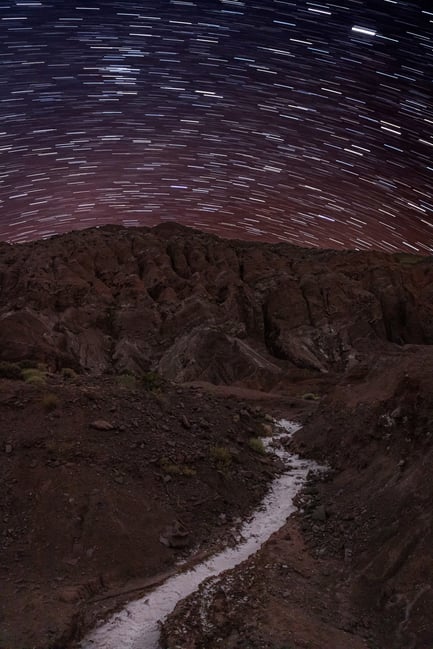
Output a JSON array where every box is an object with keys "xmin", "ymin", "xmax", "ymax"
[
  {"xmin": 1, "ymin": 224, "xmax": 433, "ymax": 649},
  {"xmin": 0, "ymin": 224, "xmax": 432, "ymax": 386}
]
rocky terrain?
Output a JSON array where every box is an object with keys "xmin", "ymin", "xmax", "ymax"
[
  {"xmin": 1, "ymin": 222, "xmax": 432, "ymax": 382},
  {"xmin": 1, "ymin": 224, "xmax": 433, "ymax": 649},
  {"xmin": 0, "ymin": 371, "xmax": 302, "ymax": 648},
  {"xmin": 162, "ymin": 347, "xmax": 433, "ymax": 649}
]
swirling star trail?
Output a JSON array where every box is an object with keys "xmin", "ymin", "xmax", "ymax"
[{"xmin": 0, "ymin": 1, "xmax": 432, "ymax": 252}]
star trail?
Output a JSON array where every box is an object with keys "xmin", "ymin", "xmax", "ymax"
[{"xmin": 0, "ymin": 0, "xmax": 432, "ymax": 252}]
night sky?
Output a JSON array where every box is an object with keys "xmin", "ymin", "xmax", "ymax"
[{"xmin": 0, "ymin": 1, "xmax": 432, "ymax": 253}]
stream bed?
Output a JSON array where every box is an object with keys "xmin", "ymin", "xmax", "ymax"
[{"xmin": 81, "ymin": 419, "xmax": 321, "ymax": 649}]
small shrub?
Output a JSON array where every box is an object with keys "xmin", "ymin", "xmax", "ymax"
[
  {"xmin": 210, "ymin": 446, "xmax": 232, "ymax": 470},
  {"xmin": 181, "ymin": 466, "xmax": 197, "ymax": 477},
  {"xmin": 248, "ymin": 437, "xmax": 266, "ymax": 455},
  {"xmin": 41, "ymin": 393, "xmax": 60, "ymax": 412},
  {"xmin": 22, "ymin": 368, "xmax": 46, "ymax": 381},
  {"xmin": 302, "ymin": 392, "xmax": 320, "ymax": 401},
  {"xmin": 159, "ymin": 457, "xmax": 196, "ymax": 477},
  {"xmin": 0, "ymin": 361, "xmax": 23, "ymax": 380},
  {"xmin": 117, "ymin": 373, "xmax": 137, "ymax": 390},
  {"xmin": 25, "ymin": 375, "xmax": 46, "ymax": 388},
  {"xmin": 61, "ymin": 367, "xmax": 77, "ymax": 379},
  {"xmin": 141, "ymin": 371, "xmax": 164, "ymax": 392}
]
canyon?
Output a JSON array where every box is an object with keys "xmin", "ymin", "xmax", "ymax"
[{"xmin": 1, "ymin": 224, "xmax": 432, "ymax": 648}]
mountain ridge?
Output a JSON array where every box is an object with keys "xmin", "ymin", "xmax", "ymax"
[{"xmin": 1, "ymin": 224, "xmax": 432, "ymax": 386}]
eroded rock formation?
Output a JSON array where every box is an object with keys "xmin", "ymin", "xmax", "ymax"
[{"xmin": 1, "ymin": 224, "xmax": 432, "ymax": 385}]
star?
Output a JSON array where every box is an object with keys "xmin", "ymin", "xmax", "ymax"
[{"xmin": 0, "ymin": 1, "xmax": 431, "ymax": 253}]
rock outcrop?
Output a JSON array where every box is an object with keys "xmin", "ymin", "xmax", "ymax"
[{"xmin": 0, "ymin": 224, "xmax": 432, "ymax": 387}]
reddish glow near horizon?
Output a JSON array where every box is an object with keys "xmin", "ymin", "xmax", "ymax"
[{"xmin": 0, "ymin": 2, "xmax": 432, "ymax": 253}]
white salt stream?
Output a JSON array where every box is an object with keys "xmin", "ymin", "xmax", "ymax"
[{"xmin": 81, "ymin": 419, "xmax": 322, "ymax": 649}]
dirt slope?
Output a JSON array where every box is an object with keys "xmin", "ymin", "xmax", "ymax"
[
  {"xmin": 0, "ymin": 373, "xmax": 292, "ymax": 649},
  {"xmin": 162, "ymin": 346, "xmax": 433, "ymax": 649},
  {"xmin": 1, "ymin": 226, "xmax": 433, "ymax": 649}
]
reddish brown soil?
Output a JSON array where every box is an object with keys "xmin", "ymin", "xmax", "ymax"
[
  {"xmin": 0, "ymin": 374, "xmax": 295, "ymax": 649},
  {"xmin": 162, "ymin": 346, "xmax": 433, "ymax": 649},
  {"xmin": 1, "ymin": 226, "xmax": 433, "ymax": 649}
]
